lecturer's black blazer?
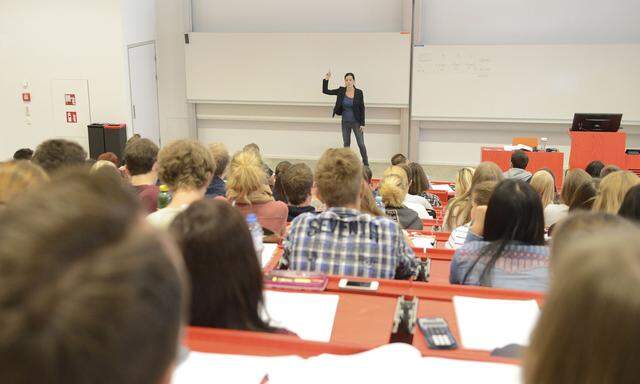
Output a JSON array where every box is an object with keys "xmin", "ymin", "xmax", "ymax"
[{"xmin": 322, "ymin": 79, "xmax": 365, "ymax": 126}]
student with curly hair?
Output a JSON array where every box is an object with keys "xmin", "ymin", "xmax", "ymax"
[{"xmin": 147, "ymin": 140, "xmax": 215, "ymax": 229}]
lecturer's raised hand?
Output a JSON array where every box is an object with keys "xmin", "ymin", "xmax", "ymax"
[{"xmin": 324, "ymin": 71, "xmax": 331, "ymax": 80}]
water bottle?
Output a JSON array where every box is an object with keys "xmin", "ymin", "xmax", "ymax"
[
  {"xmin": 540, "ymin": 137, "xmax": 548, "ymax": 152},
  {"xmin": 375, "ymin": 195, "xmax": 385, "ymax": 209},
  {"xmin": 246, "ymin": 213, "xmax": 264, "ymax": 262},
  {"xmin": 157, "ymin": 185, "xmax": 172, "ymax": 209}
]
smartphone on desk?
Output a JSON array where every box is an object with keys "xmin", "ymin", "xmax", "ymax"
[{"xmin": 338, "ymin": 278, "xmax": 379, "ymax": 291}]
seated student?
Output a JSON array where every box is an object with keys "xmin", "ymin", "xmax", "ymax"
[
  {"xmin": 408, "ymin": 162, "xmax": 442, "ymax": 209},
  {"xmin": 0, "ymin": 169, "xmax": 185, "ymax": 384},
  {"xmin": 550, "ymin": 212, "xmax": 634, "ymax": 272},
  {"xmin": 503, "ymin": 150, "xmax": 532, "ymax": 182},
  {"xmin": 585, "ymin": 159, "xmax": 605, "ymax": 178},
  {"xmin": 226, "ymin": 150, "xmax": 288, "ymax": 236},
  {"xmin": 148, "ymin": 140, "xmax": 215, "ymax": 229},
  {"xmin": 243, "ymin": 142, "xmax": 274, "ymax": 181},
  {"xmin": 360, "ymin": 178, "xmax": 385, "ymax": 216},
  {"xmin": 97, "ymin": 151, "xmax": 119, "ymax": 167},
  {"xmin": 383, "ymin": 165, "xmax": 432, "ymax": 218},
  {"xmin": 362, "ymin": 165, "xmax": 379, "ymax": 197},
  {"xmin": 619, "ymin": 184, "xmax": 640, "ymax": 223},
  {"xmin": 205, "ymin": 142, "xmax": 230, "ymax": 198},
  {"xmin": 283, "ymin": 148, "xmax": 418, "ymax": 280},
  {"xmin": 544, "ymin": 168, "xmax": 592, "ymax": 227},
  {"xmin": 446, "ymin": 181, "xmax": 497, "ymax": 250},
  {"xmin": 391, "ymin": 153, "xmax": 408, "ymax": 166},
  {"xmin": 13, "ymin": 148, "xmax": 33, "ymax": 161},
  {"xmin": 450, "ymin": 179, "xmax": 549, "ymax": 292},
  {"xmin": 524, "ymin": 228, "xmax": 640, "ymax": 384},
  {"xmin": 380, "ymin": 174, "xmax": 423, "ymax": 230},
  {"xmin": 600, "ymin": 164, "xmax": 621, "ymax": 178},
  {"xmin": 0, "ymin": 161, "xmax": 48, "ymax": 208},
  {"xmin": 272, "ymin": 161, "xmax": 292, "ymax": 203},
  {"xmin": 530, "ymin": 170, "xmax": 557, "ymax": 227},
  {"xmin": 444, "ymin": 162, "xmax": 503, "ymax": 231},
  {"xmin": 32, "ymin": 139, "xmax": 87, "ymax": 174},
  {"xmin": 568, "ymin": 178, "xmax": 598, "ymax": 211},
  {"xmin": 171, "ymin": 199, "xmax": 292, "ymax": 334},
  {"xmin": 592, "ymin": 170, "xmax": 640, "ymax": 214},
  {"xmin": 452, "ymin": 167, "xmax": 475, "ymax": 198},
  {"xmin": 397, "ymin": 163, "xmax": 434, "ymax": 213},
  {"xmin": 281, "ymin": 163, "xmax": 316, "ymax": 221},
  {"xmin": 123, "ymin": 138, "xmax": 160, "ymax": 214}
]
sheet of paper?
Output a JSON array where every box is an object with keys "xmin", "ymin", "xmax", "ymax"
[
  {"xmin": 453, "ymin": 296, "xmax": 540, "ymax": 351},
  {"xmin": 411, "ymin": 236, "xmax": 435, "ymax": 250},
  {"xmin": 419, "ymin": 357, "xmax": 521, "ymax": 384},
  {"xmin": 172, "ymin": 351, "xmax": 302, "ymax": 384},
  {"xmin": 261, "ymin": 243, "xmax": 279, "ymax": 268},
  {"xmin": 268, "ymin": 343, "xmax": 422, "ymax": 384},
  {"xmin": 430, "ymin": 184, "xmax": 454, "ymax": 192},
  {"xmin": 263, "ymin": 290, "xmax": 339, "ymax": 342}
]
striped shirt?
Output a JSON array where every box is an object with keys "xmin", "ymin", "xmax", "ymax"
[{"xmin": 282, "ymin": 207, "xmax": 418, "ymax": 279}]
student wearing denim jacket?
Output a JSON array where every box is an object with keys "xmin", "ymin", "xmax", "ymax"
[{"xmin": 450, "ymin": 179, "xmax": 550, "ymax": 292}]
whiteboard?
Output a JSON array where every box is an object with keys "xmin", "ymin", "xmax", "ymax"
[
  {"xmin": 185, "ymin": 32, "xmax": 410, "ymax": 107},
  {"xmin": 411, "ymin": 45, "xmax": 640, "ymax": 124}
]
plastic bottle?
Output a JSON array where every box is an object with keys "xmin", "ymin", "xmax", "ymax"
[
  {"xmin": 246, "ymin": 213, "xmax": 264, "ymax": 261},
  {"xmin": 375, "ymin": 195, "xmax": 385, "ymax": 210},
  {"xmin": 157, "ymin": 185, "xmax": 171, "ymax": 209},
  {"xmin": 540, "ymin": 137, "xmax": 548, "ymax": 152}
]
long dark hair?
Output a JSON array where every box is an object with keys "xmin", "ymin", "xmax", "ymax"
[
  {"xmin": 170, "ymin": 199, "xmax": 274, "ymax": 332},
  {"xmin": 463, "ymin": 179, "xmax": 546, "ymax": 286},
  {"xmin": 408, "ymin": 162, "xmax": 431, "ymax": 194}
]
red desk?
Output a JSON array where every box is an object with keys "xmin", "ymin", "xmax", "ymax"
[
  {"xmin": 569, "ymin": 131, "xmax": 626, "ymax": 169},
  {"xmin": 186, "ymin": 279, "xmax": 543, "ymax": 364},
  {"xmin": 481, "ymin": 147, "xmax": 564, "ymax": 189}
]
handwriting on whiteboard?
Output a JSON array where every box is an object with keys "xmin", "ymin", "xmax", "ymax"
[{"xmin": 415, "ymin": 50, "xmax": 493, "ymax": 78}]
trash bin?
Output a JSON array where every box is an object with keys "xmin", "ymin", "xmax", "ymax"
[
  {"xmin": 87, "ymin": 123, "xmax": 127, "ymax": 160},
  {"xmin": 88, "ymin": 123, "xmax": 106, "ymax": 160}
]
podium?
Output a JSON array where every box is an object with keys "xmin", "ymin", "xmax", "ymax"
[
  {"xmin": 568, "ymin": 131, "xmax": 626, "ymax": 170},
  {"xmin": 481, "ymin": 147, "xmax": 564, "ymax": 189}
]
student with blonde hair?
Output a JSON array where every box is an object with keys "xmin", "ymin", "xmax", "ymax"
[
  {"xmin": 525, "ymin": 228, "xmax": 640, "ymax": 384},
  {"xmin": 226, "ymin": 150, "xmax": 288, "ymax": 235},
  {"xmin": 592, "ymin": 170, "xmax": 640, "ymax": 214},
  {"xmin": 383, "ymin": 165, "xmax": 431, "ymax": 219},
  {"xmin": 544, "ymin": 168, "xmax": 592, "ymax": 227},
  {"xmin": 530, "ymin": 170, "xmax": 557, "ymax": 227},
  {"xmin": 147, "ymin": 140, "xmax": 215, "ymax": 229},
  {"xmin": 445, "ymin": 180, "xmax": 497, "ymax": 250},
  {"xmin": 444, "ymin": 162, "xmax": 503, "ymax": 231},
  {"xmin": 359, "ymin": 178, "xmax": 384, "ymax": 217},
  {"xmin": 380, "ymin": 173, "xmax": 423, "ymax": 230},
  {"xmin": 453, "ymin": 167, "xmax": 474, "ymax": 198},
  {"xmin": 0, "ymin": 161, "xmax": 49, "ymax": 207},
  {"xmin": 283, "ymin": 148, "xmax": 417, "ymax": 280}
]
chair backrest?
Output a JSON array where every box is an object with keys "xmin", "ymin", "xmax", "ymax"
[{"xmin": 512, "ymin": 137, "xmax": 539, "ymax": 148}]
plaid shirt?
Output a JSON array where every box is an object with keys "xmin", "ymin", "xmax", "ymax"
[{"xmin": 282, "ymin": 207, "xmax": 418, "ymax": 279}]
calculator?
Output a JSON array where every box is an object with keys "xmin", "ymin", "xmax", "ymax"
[{"xmin": 417, "ymin": 317, "xmax": 458, "ymax": 350}]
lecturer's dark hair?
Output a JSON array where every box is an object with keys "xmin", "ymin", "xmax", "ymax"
[
  {"xmin": 463, "ymin": 179, "xmax": 545, "ymax": 286},
  {"xmin": 344, "ymin": 72, "xmax": 355, "ymax": 80}
]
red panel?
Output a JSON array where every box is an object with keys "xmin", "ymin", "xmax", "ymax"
[
  {"xmin": 569, "ymin": 131, "xmax": 626, "ymax": 169},
  {"xmin": 481, "ymin": 147, "xmax": 564, "ymax": 189}
]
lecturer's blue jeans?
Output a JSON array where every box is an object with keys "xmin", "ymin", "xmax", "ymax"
[{"xmin": 341, "ymin": 120, "xmax": 369, "ymax": 166}]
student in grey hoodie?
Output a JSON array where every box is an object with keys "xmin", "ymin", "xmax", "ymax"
[{"xmin": 503, "ymin": 150, "xmax": 532, "ymax": 183}]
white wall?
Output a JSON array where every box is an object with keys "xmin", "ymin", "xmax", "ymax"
[
  {"xmin": 192, "ymin": 0, "xmax": 404, "ymax": 33},
  {"xmin": 421, "ymin": 0, "xmax": 640, "ymax": 45},
  {"xmin": 0, "ymin": 0, "xmax": 130, "ymax": 159},
  {"xmin": 155, "ymin": 0, "xmax": 196, "ymax": 144}
]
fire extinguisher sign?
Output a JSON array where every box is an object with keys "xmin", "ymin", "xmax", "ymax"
[{"xmin": 66, "ymin": 111, "xmax": 77, "ymax": 123}]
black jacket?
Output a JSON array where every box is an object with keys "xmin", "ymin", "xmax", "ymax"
[{"xmin": 322, "ymin": 79, "xmax": 365, "ymax": 126}]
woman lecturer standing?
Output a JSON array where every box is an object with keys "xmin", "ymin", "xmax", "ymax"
[{"xmin": 322, "ymin": 71, "xmax": 369, "ymax": 166}]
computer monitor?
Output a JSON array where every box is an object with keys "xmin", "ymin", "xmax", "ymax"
[{"xmin": 571, "ymin": 113, "xmax": 622, "ymax": 132}]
